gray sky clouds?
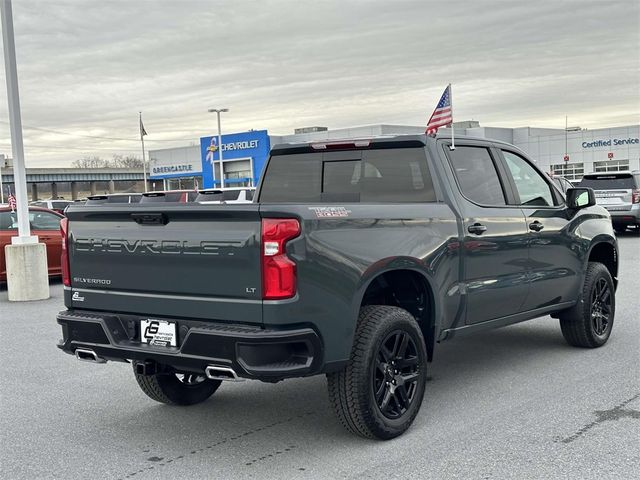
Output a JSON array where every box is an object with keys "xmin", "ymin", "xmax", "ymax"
[{"xmin": 1, "ymin": 0, "xmax": 639, "ymax": 166}]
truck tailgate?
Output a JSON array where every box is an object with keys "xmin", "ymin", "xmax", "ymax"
[{"xmin": 65, "ymin": 204, "xmax": 262, "ymax": 323}]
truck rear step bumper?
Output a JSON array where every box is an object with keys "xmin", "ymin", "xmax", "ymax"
[{"xmin": 57, "ymin": 310, "xmax": 323, "ymax": 381}]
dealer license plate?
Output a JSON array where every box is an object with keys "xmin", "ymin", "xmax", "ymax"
[{"xmin": 140, "ymin": 319, "xmax": 177, "ymax": 347}]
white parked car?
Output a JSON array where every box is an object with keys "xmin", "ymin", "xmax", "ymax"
[
  {"xmin": 195, "ymin": 187, "xmax": 255, "ymax": 204},
  {"xmin": 30, "ymin": 199, "xmax": 74, "ymax": 214}
]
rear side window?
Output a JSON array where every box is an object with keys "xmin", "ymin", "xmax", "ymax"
[
  {"xmin": 31, "ymin": 211, "xmax": 62, "ymax": 230},
  {"xmin": 259, "ymin": 148, "xmax": 436, "ymax": 203},
  {"xmin": 447, "ymin": 146, "xmax": 506, "ymax": 205},
  {"xmin": 579, "ymin": 174, "xmax": 637, "ymax": 189}
]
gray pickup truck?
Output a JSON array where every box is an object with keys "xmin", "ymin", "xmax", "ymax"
[{"xmin": 57, "ymin": 134, "xmax": 619, "ymax": 439}]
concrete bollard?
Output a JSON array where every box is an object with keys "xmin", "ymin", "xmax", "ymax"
[{"xmin": 5, "ymin": 243, "xmax": 50, "ymax": 301}]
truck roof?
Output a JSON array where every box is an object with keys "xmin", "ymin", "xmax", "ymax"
[{"xmin": 270, "ymin": 132, "xmax": 516, "ymax": 154}]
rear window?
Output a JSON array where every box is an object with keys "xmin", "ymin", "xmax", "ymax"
[
  {"xmin": 52, "ymin": 201, "xmax": 70, "ymax": 210},
  {"xmin": 579, "ymin": 174, "xmax": 637, "ymax": 189},
  {"xmin": 259, "ymin": 148, "xmax": 436, "ymax": 203},
  {"xmin": 222, "ymin": 190, "xmax": 241, "ymax": 201},
  {"xmin": 140, "ymin": 192, "xmax": 188, "ymax": 203}
]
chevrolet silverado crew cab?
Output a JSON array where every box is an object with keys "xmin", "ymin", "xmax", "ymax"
[{"xmin": 57, "ymin": 134, "xmax": 619, "ymax": 439}]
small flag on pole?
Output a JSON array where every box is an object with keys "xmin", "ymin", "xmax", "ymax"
[
  {"xmin": 426, "ymin": 84, "xmax": 453, "ymax": 134},
  {"xmin": 140, "ymin": 116, "xmax": 148, "ymax": 138},
  {"xmin": 8, "ymin": 193, "xmax": 16, "ymax": 212}
]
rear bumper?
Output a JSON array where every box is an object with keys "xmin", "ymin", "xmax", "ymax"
[
  {"xmin": 608, "ymin": 205, "xmax": 640, "ymax": 226},
  {"xmin": 57, "ymin": 310, "xmax": 324, "ymax": 381}
]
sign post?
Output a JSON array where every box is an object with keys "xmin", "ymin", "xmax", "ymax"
[{"xmin": 1, "ymin": 0, "xmax": 49, "ymax": 301}]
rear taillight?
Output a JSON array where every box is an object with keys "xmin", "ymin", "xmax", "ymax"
[
  {"xmin": 632, "ymin": 189, "xmax": 640, "ymax": 204},
  {"xmin": 261, "ymin": 218, "xmax": 301, "ymax": 299},
  {"xmin": 60, "ymin": 218, "xmax": 71, "ymax": 286}
]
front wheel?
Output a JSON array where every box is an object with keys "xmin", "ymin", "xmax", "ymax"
[
  {"xmin": 559, "ymin": 262, "xmax": 615, "ymax": 348},
  {"xmin": 327, "ymin": 305, "xmax": 428, "ymax": 440},
  {"xmin": 133, "ymin": 364, "xmax": 222, "ymax": 406}
]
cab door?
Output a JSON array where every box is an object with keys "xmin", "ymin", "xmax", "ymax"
[
  {"xmin": 443, "ymin": 143, "xmax": 530, "ymax": 324},
  {"xmin": 30, "ymin": 210, "xmax": 63, "ymax": 275},
  {"xmin": 497, "ymin": 149, "xmax": 582, "ymax": 309}
]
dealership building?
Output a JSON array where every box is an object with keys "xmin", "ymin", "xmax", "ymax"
[{"xmin": 148, "ymin": 122, "xmax": 639, "ymax": 189}]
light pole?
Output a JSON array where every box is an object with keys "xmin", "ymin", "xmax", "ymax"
[
  {"xmin": 2, "ymin": 0, "xmax": 49, "ymax": 301},
  {"xmin": 207, "ymin": 108, "xmax": 228, "ymax": 189}
]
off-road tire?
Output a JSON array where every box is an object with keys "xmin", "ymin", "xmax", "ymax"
[
  {"xmin": 133, "ymin": 365, "xmax": 222, "ymax": 405},
  {"xmin": 559, "ymin": 262, "xmax": 615, "ymax": 348},
  {"xmin": 327, "ymin": 305, "xmax": 428, "ymax": 440}
]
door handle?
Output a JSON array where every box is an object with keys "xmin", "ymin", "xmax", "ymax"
[
  {"xmin": 529, "ymin": 221, "xmax": 544, "ymax": 232},
  {"xmin": 467, "ymin": 223, "xmax": 487, "ymax": 235}
]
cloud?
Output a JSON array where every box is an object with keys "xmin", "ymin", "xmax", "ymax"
[{"xmin": 0, "ymin": 0, "xmax": 638, "ymax": 166}]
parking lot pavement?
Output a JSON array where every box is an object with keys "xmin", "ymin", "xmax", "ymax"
[{"xmin": 0, "ymin": 234, "xmax": 638, "ymax": 480}]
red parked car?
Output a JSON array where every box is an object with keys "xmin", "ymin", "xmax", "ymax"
[{"xmin": 0, "ymin": 206, "xmax": 64, "ymax": 282}]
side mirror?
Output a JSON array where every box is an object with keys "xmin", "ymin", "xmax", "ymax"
[{"xmin": 566, "ymin": 187, "xmax": 595, "ymax": 209}]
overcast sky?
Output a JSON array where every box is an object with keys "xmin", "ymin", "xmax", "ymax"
[{"xmin": 1, "ymin": 0, "xmax": 639, "ymax": 167}]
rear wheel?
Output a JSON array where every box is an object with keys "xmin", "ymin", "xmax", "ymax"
[
  {"xmin": 327, "ymin": 305, "xmax": 428, "ymax": 440},
  {"xmin": 133, "ymin": 364, "xmax": 221, "ymax": 405},
  {"xmin": 559, "ymin": 262, "xmax": 615, "ymax": 348}
]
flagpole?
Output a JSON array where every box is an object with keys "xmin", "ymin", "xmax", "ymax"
[
  {"xmin": 139, "ymin": 112, "xmax": 148, "ymax": 192},
  {"xmin": 449, "ymin": 83, "xmax": 455, "ymax": 150}
]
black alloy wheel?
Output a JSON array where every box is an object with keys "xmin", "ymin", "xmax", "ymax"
[
  {"xmin": 374, "ymin": 330, "xmax": 420, "ymax": 419},
  {"xmin": 327, "ymin": 305, "xmax": 428, "ymax": 439},
  {"xmin": 559, "ymin": 262, "xmax": 615, "ymax": 348},
  {"xmin": 590, "ymin": 278, "xmax": 612, "ymax": 336}
]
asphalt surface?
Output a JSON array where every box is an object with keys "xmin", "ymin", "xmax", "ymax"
[{"xmin": 1, "ymin": 233, "xmax": 638, "ymax": 480}]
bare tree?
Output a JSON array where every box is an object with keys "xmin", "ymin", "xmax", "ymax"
[
  {"xmin": 72, "ymin": 156, "xmax": 110, "ymax": 168},
  {"xmin": 72, "ymin": 155, "xmax": 143, "ymax": 169},
  {"xmin": 111, "ymin": 154, "xmax": 143, "ymax": 169}
]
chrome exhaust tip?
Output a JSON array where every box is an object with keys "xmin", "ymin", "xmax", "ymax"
[
  {"xmin": 75, "ymin": 348, "xmax": 106, "ymax": 364},
  {"xmin": 204, "ymin": 365, "xmax": 243, "ymax": 382}
]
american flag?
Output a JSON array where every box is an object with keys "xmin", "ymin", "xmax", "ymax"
[
  {"xmin": 426, "ymin": 85, "xmax": 453, "ymax": 134},
  {"xmin": 8, "ymin": 193, "xmax": 16, "ymax": 211}
]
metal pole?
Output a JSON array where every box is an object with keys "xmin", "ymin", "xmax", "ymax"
[
  {"xmin": 0, "ymin": 163, "xmax": 4, "ymax": 203},
  {"xmin": 565, "ymin": 115, "xmax": 568, "ymax": 158},
  {"xmin": 1, "ymin": 0, "xmax": 34, "ymax": 242},
  {"xmin": 449, "ymin": 83, "xmax": 455, "ymax": 150},
  {"xmin": 139, "ymin": 112, "xmax": 148, "ymax": 192},
  {"xmin": 217, "ymin": 111, "xmax": 224, "ymax": 189}
]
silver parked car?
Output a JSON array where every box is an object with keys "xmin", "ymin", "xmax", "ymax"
[{"xmin": 579, "ymin": 171, "xmax": 640, "ymax": 233}]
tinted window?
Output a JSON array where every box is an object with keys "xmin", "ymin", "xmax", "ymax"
[
  {"xmin": 259, "ymin": 153, "xmax": 322, "ymax": 202},
  {"xmin": 52, "ymin": 201, "xmax": 70, "ymax": 210},
  {"xmin": 106, "ymin": 195, "xmax": 131, "ymax": 203},
  {"xmin": 222, "ymin": 190, "xmax": 241, "ymax": 201},
  {"xmin": 448, "ymin": 146, "xmax": 506, "ymax": 205},
  {"xmin": 245, "ymin": 190, "xmax": 254, "ymax": 201},
  {"xmin": 31, "ymin": 211, "xmax": 61, "ymax": 230},
  {"xmin": 259, "ymin": 149, "xmax": 436, "ymax": 203},
  {"xmin": 322, "ymin": 160, "xmax": 360, "ymax": 201},
  {"xmin": 195, "ymin": 191, "xmax": 224, "ymax": 202},
  {"xmin": 0, "ymin": 211, "xmax": 14, "ymax": 230},
  {"xmin": 187, "ymin": 191, "xmax": 199, "ymax": 202},
  {"xmin": 579, "ymin": 174, "xmax": 637, "ymax": 189},
  {"xmin": 502, "ymin": 151, "xmax": 555, "ymax": 206}
]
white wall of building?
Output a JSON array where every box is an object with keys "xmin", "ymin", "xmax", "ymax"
[{"xmin": 149, "ymin": 122, "xmax": 640, "ymax": 185}]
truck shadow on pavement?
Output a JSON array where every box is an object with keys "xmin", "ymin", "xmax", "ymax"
[{"xmin": 99, "ymin": 319, "xmax": 592, "ymax": 479}]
